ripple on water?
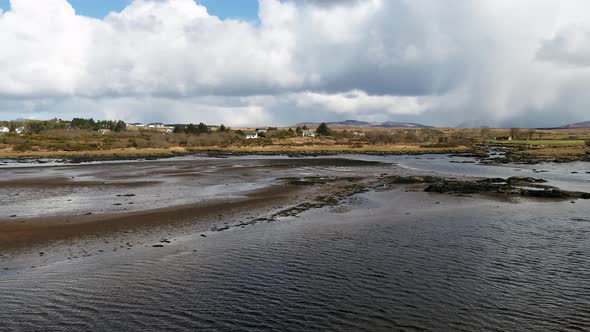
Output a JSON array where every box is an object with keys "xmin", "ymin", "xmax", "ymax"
[{"xmin": 1, "ymin": 193, "xmax": 590, "ymax": 331}]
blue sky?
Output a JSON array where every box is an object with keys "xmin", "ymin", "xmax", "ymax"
[{"xmin": 0, "ymin": 0, "xmax": 259, "ymax": 20}]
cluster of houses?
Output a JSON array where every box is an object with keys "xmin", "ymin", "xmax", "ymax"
[
  {"xmin": 126, "ymin": 122, "xmax": 174, "ymax": 133},
  {"xmin": 244, "ymin": 128, "xmax": 266, "ymax": 139},
  {"xmin": 244, "ymin": 127, "xmax": 317, "ymax": 139},
  {"xmin": 0, "ymin": 126, "xmax": 26, "ymax": 134}
]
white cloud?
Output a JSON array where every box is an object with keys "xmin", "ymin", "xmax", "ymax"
[
  {"xmin": 293, "ymin": 90, "xmax": 431, "ymax": 116},
  {"xmin": 1, "ymin": 0, "xmax": 590, "ymax": 127}
]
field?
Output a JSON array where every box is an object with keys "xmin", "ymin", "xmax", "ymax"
[
  {"xmin": 1, "ymin": 126, "xmax": 589, "ymax": 161},
  {"xmin": 492, "ymin": 139, "xmax": 586, "ymax": 146}
]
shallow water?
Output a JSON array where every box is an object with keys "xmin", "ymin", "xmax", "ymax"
[
  {"xmin": 1, "ymin": 190, "xmax": 589, "ymax": 331},
  {"xmin": 1, "ymin": 156, "xmax": 590, "ymax": 331},
  {"xmin": 343, "ymin": 153, "xmax": 590, "ymax": 192}
]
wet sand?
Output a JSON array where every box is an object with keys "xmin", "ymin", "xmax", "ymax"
[
  {"xmin": 0, "ymin": 184, "xmax": 305, "ymax": 250},
  {"xmin": 0, "ymin": 157, "xmax": 396, "ymax": 250},
  {"xmin": 2, "ymin": 154, "xmax": 587, "ymax": 252}
]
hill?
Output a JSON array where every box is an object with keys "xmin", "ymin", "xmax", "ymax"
[
  {"xmin": 562, "ymin": 121, "xmax": 590, "ymax": 128},
  {"xmin": 296, "ymin": 120, "xmax": 432, "ymax": 128}
]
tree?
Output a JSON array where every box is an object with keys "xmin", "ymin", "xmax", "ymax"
[
  {"xmin": 173, "ymin": 125, "xmax": 185, "ymax": 134},
  {"xmin": 186, "ymin": 123, "xmax": 198, "ymax": 134},
  {"xmin": 509, "ymin": 128, "xmax": 521, "ymax": 140},
  {"xmin": 295, "ymin": 126, "xmax": 302, "ymax": 136},
  {"xmin": 197, "ymin": 122, "xmax": 209, "ymax": 134},
  {"xmin": 316, "ymin": 122, "xmax": 331, "ymax": 136},
  {"xmin": 302, "ymin": 125, "xmax": 308, "ymax": 130},
  {"xmin": 526, "ymin": 129, "xmax": 536, "ymax": 140},
  {"xmin": 585, "ymin": 140, "xmax": 590, "ymax": 147},
  {"xmin": 114, "ymin": 120, "xmax": 126, "ymax": 132},
  {"xmin": 218, "ymin": 124, "xmax": 227, "ymax": 132}
]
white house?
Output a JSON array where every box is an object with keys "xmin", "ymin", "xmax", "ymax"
[
  {"xmin": 245, "ymin": 132, "xmax": 259, "ymax": 139},
  {"xmin": 147, "ymin": 122, "xmax": 165, "ymax": 128},
  {"xmin": 15, "ymin": 127, "xmax": 25, "ymax": 134},
  {"xmin": 126, "ymin": 122, "xmax": 145, "ymax": 128},
  {"xmin": 302, "ymin": 129, "xmax": 315, "ymax": 137},
  {"xmin": 0, "ymin": 126, "xmax": 9, "ymax": 133},
  {"xmin": 352, "ymin": 131, "xmax": 366, "ymax": 137}
]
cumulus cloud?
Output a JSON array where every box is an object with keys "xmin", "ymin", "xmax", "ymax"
[{"xmin": 0, "ymin": 0, "xmax": 590, "ymax": 127}]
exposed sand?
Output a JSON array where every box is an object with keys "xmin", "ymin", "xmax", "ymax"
[
  {"xmin": 0, "ymin": 157, "xmax": 393, "ymax": 250},
  {"xmin": 0, "ymin": 184, "xmax": 306, "ymax": 250}
]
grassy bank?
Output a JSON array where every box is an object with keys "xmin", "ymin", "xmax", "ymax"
[
  {"xmin": 192, "ymin": 144, "xmax": 472, "ymax": 155},
  {"xmin": 0, "ymin": 147, "xmax": 190, "ymax": 160},
  {"xmin": 2, "ymin": 126, "xmax": 589, "ymax": 161}
]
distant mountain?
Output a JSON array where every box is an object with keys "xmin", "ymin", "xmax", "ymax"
[
  {"xmin": 561, "ymin": 121, "xmax": 590, "ymax": 128},
  {"xmin": 296, "ymin": 120, "xmax": 432, "ymax": 128}
]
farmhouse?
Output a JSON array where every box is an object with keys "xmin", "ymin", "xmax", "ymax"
[
  {"xmin": 302, "ymin": 129, "xmax": 316, "ymax": 137},
  {"xmin": 148, "ymin": 122, "xmax": 165, "ymax": 128},
  {"xmin": 0, "ymin": 126, "xmax": 9, "ymax": 133},
  {"xmin": 245, "ymin": 132, "xmax": 259, "ymax": 139}
]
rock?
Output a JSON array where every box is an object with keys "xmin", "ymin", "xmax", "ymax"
[
  {"xmin": 9, "ymin": 215, "xmax": 17, "ymax": 218},
  {"xmin": 519, "ymin": 189, "xmax": 570, "ymax": 199},
  {"xmin": 385, "ymin": 175, "xmax": 440, "ymax": 184},
  {"xmin": 425, "ymin": 181, "xmax": 510, "ymax": 194},
  {"xmin": 506, "ymin": 177, "xmax": 547, "ymax": 184},
  {"xmin": 477, "ymin": 178, "xmax": 505, "ymax": 183},
  {"xmin": 152, "ymin": 244, "xmax": 164, "ymax": 248},
  {"xmin": 200, "ymin": 234, "xmax": 207, "ymax": 237}
]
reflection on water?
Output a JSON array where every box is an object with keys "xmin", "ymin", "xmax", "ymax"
[
  {"xmin": 346, "ymin": 153, "xmax": 590, "ymax": 192},
  {"xmin": 1, "ymin": 190, "xmax": 589, "ymax": 331}
]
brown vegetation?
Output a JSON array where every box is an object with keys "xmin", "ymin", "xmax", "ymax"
[{"xmin": 2, "ymin": 125, "xmax": 590, "ymax": 160}]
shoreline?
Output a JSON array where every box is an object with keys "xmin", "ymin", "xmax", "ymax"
[
  {"xmin": 2, "ymin": 145, "xmax": 588, "ymax": 166},
  {"xmin": 0, "ymin": 145, "xmax": 472, "ymax": 163},
  {"xmin": 0, "ymin": 183, "xmax": 308, "ymax": 251},
  {"xmin": 1, "ymin": 153, "xmax": 588, "ymax": 254},
  {"xmin": 2, "ymin": 173, "xmax": 589, "ymax": 251}
]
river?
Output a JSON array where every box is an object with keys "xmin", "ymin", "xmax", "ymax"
[{"xmin": 1, "ymin": 155, "xmax": 589, "ymax": 331}]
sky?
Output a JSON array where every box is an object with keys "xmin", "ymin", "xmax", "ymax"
[{"xmin": 1, "ymin": 0, "xmax": 590, "ymax": 127}]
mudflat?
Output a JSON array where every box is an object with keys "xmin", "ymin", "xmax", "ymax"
[{"xmin": 0, "ymin": 156, "xmax": 398, "ymax": 250}]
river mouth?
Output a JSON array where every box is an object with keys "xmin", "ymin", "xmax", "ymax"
[{"xmin": 1, "ymin": 155, "xmax": 589, "ymax": 331}]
